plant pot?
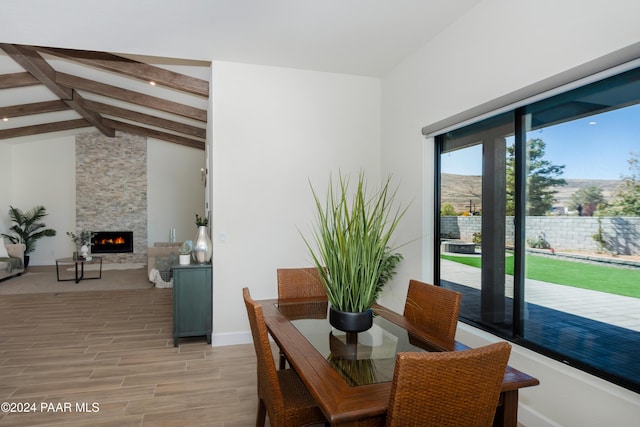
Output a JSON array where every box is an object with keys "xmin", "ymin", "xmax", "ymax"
[
  {"xmin": 329, "ymin": 307, "xmax": 373, "ymax": 333},
  {"xmin": 179, "ymin": 254, "xmax": 191, "ymax": 265}
]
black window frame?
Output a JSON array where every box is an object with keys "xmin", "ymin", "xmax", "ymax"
[{"xmin": 434, "ymin": 66, "xmax": 640, "ymax": 394}]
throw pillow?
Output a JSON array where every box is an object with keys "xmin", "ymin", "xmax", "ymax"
[{"xmin": 0, "ymin": 240, "xmax": 9, "ymax": 258}]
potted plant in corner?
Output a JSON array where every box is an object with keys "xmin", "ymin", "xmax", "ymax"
[
  {"xmin": 302, "ymin": 171, "xmax": 408, "ymax": 333},
  {"xmin": 2, "ymin": 205, "xmax": 57, "ymax": 268}
]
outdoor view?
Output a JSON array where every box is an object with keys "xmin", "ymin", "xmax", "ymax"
[
  {"xmin": 522, "ymin": 108, "xmax": 640, "ymax": 333},
  {"xmin": 437, "ymin": 67, "xmax": 640, "ymax": 392}
]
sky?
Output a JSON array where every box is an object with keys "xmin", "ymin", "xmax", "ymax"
[{"xmin": 441, "ymin": 105, "xmax": 640, "ymax": 180}]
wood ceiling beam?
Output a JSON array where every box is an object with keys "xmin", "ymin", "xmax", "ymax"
[
  {"xmin": 0, "ymin": 44, "xmax": 71, "ymax": 99},
  {"xmin": 0, "ymin": 100, "xmax": 69, "ymax": 118},
  {"xmin": 0, "ymin": 43, "xmax": 115, "ymax": 137},
  {"xmin": 57, "ymin": 72, "xmax": 207, "ymax": 122},
  {"xmin": 103, "ymin": 118, "xmax": 205, "ymax": 150},
  {"xmin": 0, "ymin": 44, "xmax": 209, "ymax": 146},
  {"xmin": 0, "ymin": 72, "xmax": 41, "ymax": 89},
  {"xmin": 83, "ymin": 100, "xmax": 206, "ymax": 139},
  {"xmin": 31, "ymin": 46, "xmax": 209, "ymax": 98},
  {"xmin": 0, "ymin": 119, "xmax": 90, "ymax": 140}
]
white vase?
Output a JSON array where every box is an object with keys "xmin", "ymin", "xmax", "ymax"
[
  {"xmin": 80, "ymin": 244, "xmax": 89, "ymax": 257},
  {"xmin": 192, "ymin": 225, "xmax": 212, "ymax": 264}
]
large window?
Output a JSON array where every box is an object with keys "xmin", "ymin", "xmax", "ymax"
[{"xmin": 436, "ymin": 66, "xmax": 640, "ymax": 393}]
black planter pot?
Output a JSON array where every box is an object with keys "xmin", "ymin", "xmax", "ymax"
[
  {"xmin": 23, "ymin": 255, "xmax": 30, "ymax": 269},
  {"xmin": 329, "ymin": 307, "xmax": 373, "ymax": 333}
]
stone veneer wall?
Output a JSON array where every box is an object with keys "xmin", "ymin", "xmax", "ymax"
[
  {"xmin": 76, "ymin": 131, "xmax": 147, "ymax": 264},
  {"xmin": 441, "ymin": 216, "xmax": 640, "ymax": 255}
]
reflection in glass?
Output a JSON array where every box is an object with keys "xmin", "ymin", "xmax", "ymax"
[
  {"xmin": 438, "ymin": 113, "xmax": 514, "ymax": 335},
  {"xmin": 278, "ymin": 301, "xmax": 433, "ymax": 386},
  {"xmin": 522, "ymin": 92, "xmax": 640, "ymax": 384}
]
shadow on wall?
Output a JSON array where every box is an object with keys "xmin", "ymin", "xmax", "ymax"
[{"xmin": 609, "ymin": 217, "xmax": 640, "ymax": 255}]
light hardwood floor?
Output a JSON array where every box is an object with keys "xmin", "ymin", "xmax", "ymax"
[{"xmin": 0, "ymin": 287, "xmax": 262, "ymax": 427}]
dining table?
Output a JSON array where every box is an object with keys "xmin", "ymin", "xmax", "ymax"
[{"xmin": 259, "ymin": 297, "xmax": 540, "ymax": 427}]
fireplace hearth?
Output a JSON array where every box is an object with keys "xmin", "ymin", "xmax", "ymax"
[{"xmin": 92, "ymin": 231, "xmax": 133, "ymax": 253}]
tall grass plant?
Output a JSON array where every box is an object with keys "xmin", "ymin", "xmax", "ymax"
[{"xmin": 303, "ymin": 172, "xmax": 408, "ymax": 312}]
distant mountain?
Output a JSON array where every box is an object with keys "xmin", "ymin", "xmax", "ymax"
[
  {"xmin": 441, "ymin": 173, "xmax": 482, "ymax": 213},
  {"xmin": 441, "ymin": 173, "xmax": 623, "ymax": 213},
  {"xmin": 551, "ymin": 179, "xmax": 622, "ymax": 210}
]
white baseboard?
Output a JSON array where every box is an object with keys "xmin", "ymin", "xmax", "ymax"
[
  {"xmin": 519, "ymin": 404, "xmax": 561, "ymax": 427},
  {"xmin": 212, "ymin": 331, "xmax": 252, "ymax": 347}
]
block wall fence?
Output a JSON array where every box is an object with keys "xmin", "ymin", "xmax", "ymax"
[{"xmin": 440, "ymin": 216, "xmax": 640, "ymax": 256}]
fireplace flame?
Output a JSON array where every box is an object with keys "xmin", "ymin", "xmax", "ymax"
[
  {"xmin": 92, "ymin": 231, "xmax": 133, "ymax": 254},
  {"xmin": 98, "ymin": 236, "xmax": 126, "ymax": 245}
]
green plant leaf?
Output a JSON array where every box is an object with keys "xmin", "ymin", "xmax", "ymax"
[
  {"xmin": 2, "ymin": 205, "xmax": 56, "ymax": 255},
  {"xmin": 301, "ymin": 171, "xmax": 408, "ymax": 312}
]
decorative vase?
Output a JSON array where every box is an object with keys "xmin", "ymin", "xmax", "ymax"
[
  {"xmin": 192, "ymin": 225, "xmax": 212, "ymax": 264},
  {"xmin": 329, "ymin": 307, "xmax": 373, "ymax": 333},
  {"xmin": 179, "ymin": 254, "xmax": 191, "ymax": 265},
  {"xmin": 80, "ymin": 244, "xmax": 89, "ymax": 258}
]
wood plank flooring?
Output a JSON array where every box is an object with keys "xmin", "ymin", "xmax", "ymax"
[{"xmin": 0, "ymin": 288, "xmax": 262, "ymax": 427}]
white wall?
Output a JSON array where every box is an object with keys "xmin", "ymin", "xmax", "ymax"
[
  {"xmin": 147, "ymin": 138, "xmax": 206, "ymax": 244},
  {"xmin": 1, "ymin": 136, "xmax": 204, "ymax": 265},
  {"xmin": 381, "ymin": 0, "xmax": 640, "ymax": 425},
  {"xmin": 6, "ymin": 136, "xmax": 76, "ymax": 265},
  {"xmin": 210, "ymin": 61, "xmax": 381, "ymax": 340},
  {"xmin": 0, "ymin": 143, "xmax": 13, "ymax": 226}
]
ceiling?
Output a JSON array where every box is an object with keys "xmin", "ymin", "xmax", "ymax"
[
  {"xmin": 0, "ymin": 44, "xmax": 209, "ymax": 148},
  {"xmin": 0, "ymin": 0, "xmax": 482, "ymax": 145}
]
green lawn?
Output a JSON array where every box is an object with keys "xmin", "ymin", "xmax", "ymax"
[{"xmin": 441, "ymin": 253, "xmax": 640, "ymax": 298}]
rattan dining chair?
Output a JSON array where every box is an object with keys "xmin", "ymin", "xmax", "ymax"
[
  {"xmin": 277, "ymin": 267, "xmax": 327, "ymax": 300},
  {"xmin": 403, "ymin": 279, "xmax": 462, "ymax": 343},
  {"xmin": 386, "ymin": 341, "xmax": 512, "ymax": 427},
  {"xmin": 242, "ymin": 287, "xmax": 328, "ymax": 427},
  {"xmin": 276, "ymin": 267, "xmax": 327, "ymax": 368}
]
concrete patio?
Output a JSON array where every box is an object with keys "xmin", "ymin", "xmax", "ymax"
[{"xmin": 441, "ymin": 258, "xmax": 640, "ymax": 332}]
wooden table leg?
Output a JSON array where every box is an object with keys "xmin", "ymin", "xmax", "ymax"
[
  {"xmin": 75, "ymin": 262, "xmax": 85, "ymax": 283},
  {"xmin": 494, "ymin": 390, "xmax": 518, "ymax": 427}
]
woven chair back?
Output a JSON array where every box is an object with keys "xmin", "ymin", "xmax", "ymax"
[
  {"xmin": 403, "ymin": 279, "xmax": 462, "ymax": 342},
  {"xmin": 386, "ymin": 341, "xmax": 512, "ymax": 427},
  {"xmin": 277, "ymin": 267, "xmax": 327, "ymax": 300},
  {"xmin": 242, "ymin": 287, "xmax": 328, "ymax": 427},
  {"xmin": 243, "ymin": 288, "xmax": 284, "ymax": 413}
]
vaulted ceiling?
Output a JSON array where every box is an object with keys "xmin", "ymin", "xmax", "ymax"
[
  {"xmin": 1, "ymin": 1, "xmax": 484, "ymax": 148},
  {"xmin": 0, "ymin": 44, "xmax": 209, "ymax": 149}
]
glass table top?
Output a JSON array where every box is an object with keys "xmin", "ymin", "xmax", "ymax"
[{"xmin": 277, "ymin": 301, "xmax": 436, "ymax": 386}]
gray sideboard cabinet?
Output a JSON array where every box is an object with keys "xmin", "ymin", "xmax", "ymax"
[{"xmin": 172, "ymin": 263, "xmax": 212, "ymax": 346}]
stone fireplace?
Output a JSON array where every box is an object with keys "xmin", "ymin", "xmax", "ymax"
[{"xmin": 75, "ymin": 131, "xmax": 147, "ymax": 264}]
